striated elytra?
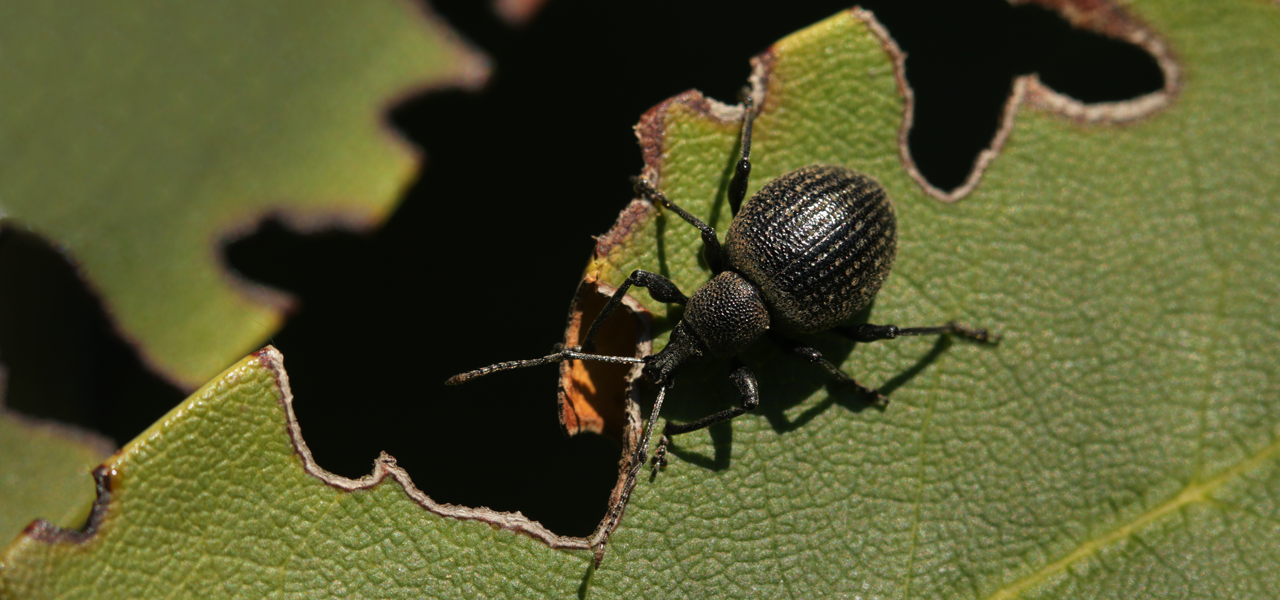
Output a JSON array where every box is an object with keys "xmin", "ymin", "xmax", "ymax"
[
  {"xmin": 447, "ymin": 93, "xmax": 995, "ymax": 563},
  {"xmin": 725, "ymin": 164, "xmax": 897, "ymax": 335}
]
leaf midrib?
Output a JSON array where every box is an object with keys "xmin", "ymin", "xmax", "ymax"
[{"xmin": 984, "ymin": 435, "xmax": 1280, "ymax": 600}]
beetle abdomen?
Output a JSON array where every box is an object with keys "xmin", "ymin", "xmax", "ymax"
[{"xmin": 724, "ymin": 165, "xmax": 896, "ymax": 334}]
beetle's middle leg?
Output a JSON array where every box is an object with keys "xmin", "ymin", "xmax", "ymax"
[
  {"xmin": 768, "ymin": 333, "xmax": 884, "ymax": 402},
  {"xmin": 834, "ymin": 322, "xmax": 998, "ymax": 344}
]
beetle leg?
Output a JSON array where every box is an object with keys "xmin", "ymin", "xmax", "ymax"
[
  {"xmin": 657, "ymin": 359, "xmax": 759, "ymax": 457},
  {"xmin": 632, "ymin": 177, "xmax": 727, "ymax": 274},
  {"xmin": 769, "ymin": 334, "xmax": 885, "ymax": 403},
  {"xmin": 582, "ymin": 269, "xmax": 688, "ymax": 353},
  {"xmin": 727, "ymin": 90, "xmax": 756, "ymax": 216},
  {"xmin": 835, "ymin": 322, "xmax": 999, "ymax": 344}
]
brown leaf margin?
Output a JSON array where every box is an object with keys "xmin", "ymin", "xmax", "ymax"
[
  {"xmin": 14, "ymin": 347, "xmax": 612, "ymax": 555},
  {"xmin": 636, "ymin": 3, "xmax": 1183, "ymax": 207},
  {"xmin": 881, "ymin": 0, "xmax": 1183, "ymax": 202},
  {"xmin": 0, "ymin": 363, "xmax": 116, "ymax": 544},
  {"xmin": 20, "ymin": 466, "xmax": 114, "ymax": 546},
  {"xmin": 553, "ymin": 87, "xmax": 756, "ymax": 561},
  {"xmin": 269, "ymin": 347, "xmax": 611, "ymax": 552}
]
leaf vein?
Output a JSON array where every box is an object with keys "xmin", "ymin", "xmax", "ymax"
[
  {"xmin": 983, "ymin": 434, "xmax": 1280, "ymax": 600},
  {"xmin": 899, "ymin": 389, "xmax": 939, "ymax": 599}
]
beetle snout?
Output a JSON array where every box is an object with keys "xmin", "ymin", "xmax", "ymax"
[{"xmin": 640, "ymin": 358, "xmax": 665, "ymax": 385}]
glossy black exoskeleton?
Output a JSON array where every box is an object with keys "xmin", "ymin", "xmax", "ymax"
[{"xmin": 447, "ymin": 93, "xmax": 994, "ymax": 559}]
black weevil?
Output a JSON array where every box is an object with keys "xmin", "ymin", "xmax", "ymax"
[{"xmin": 447, "ymin": 93, "xmax": 995, "ymax": 557}]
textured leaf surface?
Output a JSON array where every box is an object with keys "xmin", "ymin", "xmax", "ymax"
[
  {"xmin": 0, "ymin": 1, "xmax": 487, "ymax": 387},
  {"xmin": 590, "ymin": 2, "xmax": 1280, "ymax": 597},
  {"xmin": 3, "ymin": 2, "xmax": 1279, "ymax": 599}
]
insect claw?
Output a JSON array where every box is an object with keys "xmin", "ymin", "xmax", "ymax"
[
  {"xmin": 863, "ymin": 387, "xmax": 889, "ymax": 408},
  {"xmin": 947, "ymin": 321, "xmax": 1002, "ymax": 345},
  {"xmin": 650, "ymin": 434, "xmax": 671, "ymax": 472}
]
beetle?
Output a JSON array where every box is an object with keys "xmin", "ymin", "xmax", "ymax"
[{"xmin": 447, "ymin": 93, "xmax": 994, "ymax": 555}]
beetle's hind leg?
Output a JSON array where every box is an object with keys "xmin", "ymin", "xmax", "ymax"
[{"xmin": 835, "ymin": 322, "xmax": 1000, "ymax": 345}]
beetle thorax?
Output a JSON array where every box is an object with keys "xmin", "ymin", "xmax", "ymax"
[
  {"xmin": 643, "ymin": 271, "xmax": 770, "ymax": 386},
  {"xmin": 682, "ymin": 271, "xmax": 770, "ymax": 358}
]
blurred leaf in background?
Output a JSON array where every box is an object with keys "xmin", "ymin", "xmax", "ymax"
[{"xmin": 0, "ymin": 1, "xmax": 487, "ymax": 388}]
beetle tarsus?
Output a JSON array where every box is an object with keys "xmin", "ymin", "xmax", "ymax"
[
  {"xmin": 651, "ymin": 434, "xmax": 671, "ymax": 471},
  {"xmin": 944, "ymin": 322, "xmax": 1001, "ymax": 344}
]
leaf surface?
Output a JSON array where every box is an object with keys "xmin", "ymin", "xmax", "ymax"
[
  {"xmin": 578, "ymin": 3, "xmax": 1280, "ymax": 597},
  {"xmin": 0, "ymin": 349, "xmax": 593, "ymax": 598}
]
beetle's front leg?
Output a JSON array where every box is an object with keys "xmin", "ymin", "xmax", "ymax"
[{"xmin": 581, "ymin": 269, "xmax": 688, "ymax": 353}]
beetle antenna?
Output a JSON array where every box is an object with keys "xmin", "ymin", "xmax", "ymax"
[
  {"xmin": 445, "ymin": 349, "xmax": 644, "ymax": 385},
  {"xmin": 634, "ymin": 382, "xmax": 669, "ymax": 468},
  {"xmin": 594, "ymin": 381, "xmax": 671, "ymax": 566}
]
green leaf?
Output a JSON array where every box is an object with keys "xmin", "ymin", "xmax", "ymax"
[
  {"xmin": 3, "ymin": 2, "xmax": 1279, "ymax": 599},
  {"xmin": 0, "ymin": 2, "xmax": 487, "ymax": 387},
  {"xmin": 0, "ymin": 406, "xmax": 113, "ymax": 542},
  {"xmin": 587, "ymin": 5, "xmax": 1280, "ymax": 598}
]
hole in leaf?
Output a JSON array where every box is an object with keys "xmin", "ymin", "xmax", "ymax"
[
  {"xmin": 558, "ymin": 279, "xmax": 648, "ymax": 446},
  {"xmin": 858, "ymin": 0, "xmax": 1165, "ymax": 191}
]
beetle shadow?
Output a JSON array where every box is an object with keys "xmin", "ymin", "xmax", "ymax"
[
  {"xmin": 656, "ymin": 307, "xmax": 965, "ymax": 471},
  {"xmin": 657, "ymin": 419, "xmax": 734, "ymax": 474},
  {"xmin": 654, "ymin": 215, "xmax": 672, "ymax": 280},
  {"xmin": 640, "ymin": 360, "xmax": 740, "ymax": 474},
  {"xmin": 763, "ymin": 334, "xmax": 954, "ymax": 435},
  {"xmin": 703, "ymin": 142, "xmax": 742, "ymax": 233}
]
